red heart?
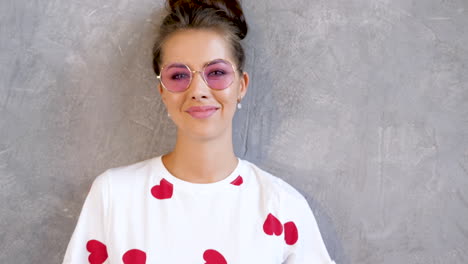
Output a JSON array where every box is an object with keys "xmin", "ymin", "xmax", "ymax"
[
  {"xmin": 284, "ymin": 221, "xmax": 299, "ymax": 245},
  {"xmin": 263, "ymin": 213, "xmax": 283, "ymax": 236},
  {"xmin": 203, "ymin": 249, "xmax": 227, "ymax": 264},
  {"xmin": 151, "ymin": 178, "xmax": 173, "ymax": 199},
  {"xmin": 122, "ymin": 249, "xmax": 146, "ymax": 264},
  {"xmin": 230, "ymin": 175, "xmax": 243, "ymax": 186},
  {"xmin": 86, "ymin": 240, "xmax": 108, "ymax": 264}
]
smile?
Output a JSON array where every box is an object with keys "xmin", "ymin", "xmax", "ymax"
[{"xmin": 185, "ymin": 106, "xmax": 219, "ymax": 119}]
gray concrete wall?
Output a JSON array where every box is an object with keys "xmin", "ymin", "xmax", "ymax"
[{"xmin": 1, "ymin": 0, "xmax": 467, "ymax": 263}]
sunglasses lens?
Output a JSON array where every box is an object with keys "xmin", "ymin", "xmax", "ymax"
[
  {"xmin": 203, "ymin": 60, "xmax": 235, "ymax": 90},
  {"xmin": 161, "ymin": 64, "xmax": 191, "ymax": 92}
]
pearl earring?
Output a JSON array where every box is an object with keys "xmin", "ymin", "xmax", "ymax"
[{"xmin": 237, "ymin": 97, "xmax": 242, "ymax": 109}]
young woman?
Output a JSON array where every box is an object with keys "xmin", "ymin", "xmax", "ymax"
[{"xmin": 63, "ymin": 0, "xmax": 336, "ymax": 263}]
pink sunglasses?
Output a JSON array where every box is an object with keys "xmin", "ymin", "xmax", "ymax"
[{"xmin": 157, "ymin": 59, "xmax": 238, "ymax": 93}]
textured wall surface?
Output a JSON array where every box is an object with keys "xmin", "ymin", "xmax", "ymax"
[{"xmin": 1, "ymin": 0, "xmax": 467, "ymax": 263}]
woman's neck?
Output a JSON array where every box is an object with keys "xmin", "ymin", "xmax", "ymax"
[{"xmin": 161, "ymin": 130, "xmax": 238, "ymax": 184}]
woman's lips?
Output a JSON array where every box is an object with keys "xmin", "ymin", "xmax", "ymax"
[{"xmin": 185, "ymin": 106, "xmax": 219, "ymax": 119}]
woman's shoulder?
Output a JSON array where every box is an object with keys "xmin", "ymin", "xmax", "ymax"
[
  {"xmin": 242, "ymin": 159, "xmax": 308, "ymax": 203},
  {"xmin": 91, "ymin": 156, "xmax": 158, "ymax": 187}
]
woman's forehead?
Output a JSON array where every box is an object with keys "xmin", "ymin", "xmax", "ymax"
[{"xmin": 161, "ymin": 29, "xmax": 235, "ymax": 68}]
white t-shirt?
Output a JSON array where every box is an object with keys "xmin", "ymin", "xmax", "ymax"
[{"xmin": 63, "ymin": 155, "xmax": 336, "ymax": 264}]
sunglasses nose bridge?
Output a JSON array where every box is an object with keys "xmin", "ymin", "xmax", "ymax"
[{"xmin": 189, "ymin": 69, "xmax": 209, "ymax": 87}]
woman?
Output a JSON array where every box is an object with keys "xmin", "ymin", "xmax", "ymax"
[{"xmin": 63, "ymin": 0, "xmax": 336, "ymax": 263}]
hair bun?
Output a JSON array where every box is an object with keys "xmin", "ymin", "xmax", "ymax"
[{"xmin": 167, "ymin": 0, "xmax": 248, "ymax": 39}]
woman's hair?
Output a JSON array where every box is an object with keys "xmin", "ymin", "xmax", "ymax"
[{"xmin": 152, "ymin": 0, "xmax": 248, "ymax": 76}]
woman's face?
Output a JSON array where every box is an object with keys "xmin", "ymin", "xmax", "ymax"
[{"xmin": 159, "ymin": 29, "xmax": 249, "ymax": 140}]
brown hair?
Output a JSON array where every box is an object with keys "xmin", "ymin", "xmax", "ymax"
[{"xmin": 152, "ymin": 0, "xmax": 248, "ymax": 76}]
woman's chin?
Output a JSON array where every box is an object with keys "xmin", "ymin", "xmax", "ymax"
[{"xmin": 178, "ymin": 125, "xmax": 227, "ymax": 141}]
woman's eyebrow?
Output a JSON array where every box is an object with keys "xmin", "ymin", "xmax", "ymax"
[
  {"xmin": 165, "ymin": 63, "xmax": 187, "ymax": 69},
  {"xmin": 206, "ymin": 59, "xmax": 227, "ymax": 66},
  {"xmin": 164, "ymin": 59, "xmax": 227, "ymax": 69}
]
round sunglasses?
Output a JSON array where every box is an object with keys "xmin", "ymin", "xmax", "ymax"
[{"xmin": 157, "ymin": 59, "xmax": 238, "ymax": 93}]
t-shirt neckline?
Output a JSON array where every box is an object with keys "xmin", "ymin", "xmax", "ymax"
[{"xmin": 154, "ymin": 155, "xmax": 244, "ymax": 193}]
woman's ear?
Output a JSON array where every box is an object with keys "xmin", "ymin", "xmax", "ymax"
[
  {"xmin": 239, "ymin": 71, "xmax": 249, "ymax": 99},
  {"xmin": 158, "ymin": 83, "xmax": 163, "ymax": 95},
  {"xmin": 158, "ymin": 83, "xmax": 166, "ymax": 103}
]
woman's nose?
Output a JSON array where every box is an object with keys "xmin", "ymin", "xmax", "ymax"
[{"xmin": 188, "ymin": 71, "xmax": 210, "ymax": 99}]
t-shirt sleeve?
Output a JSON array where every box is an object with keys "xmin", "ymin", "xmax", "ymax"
[
  {"xmin": 62, "ymin": 170, "xmax": 110, "ymax": 264},
  {"xmin": 282, "ymin": 194, "xmax": 336, "ymax": 264}
]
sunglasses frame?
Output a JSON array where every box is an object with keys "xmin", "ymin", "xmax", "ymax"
[{"xmin": 157, "ymin": 58, "xmax": 239, "ymax": 93}]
